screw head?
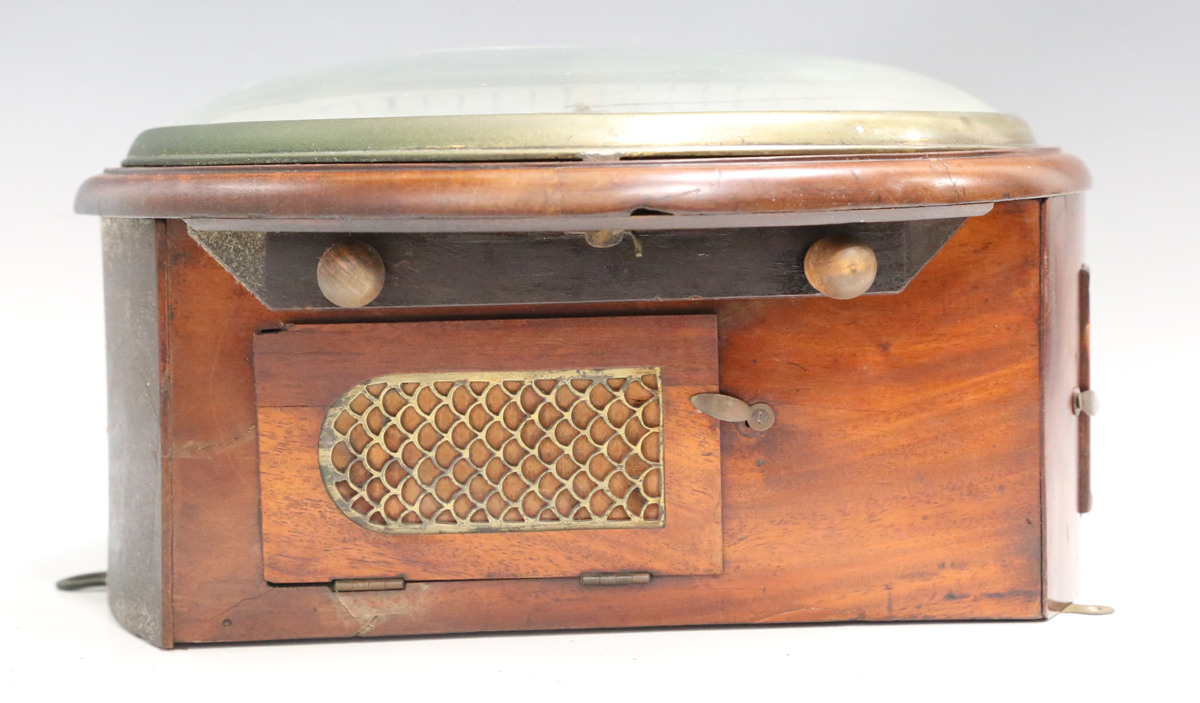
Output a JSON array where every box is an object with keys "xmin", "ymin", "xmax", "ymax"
[{"xmin": 746, "ymin": 403, "xmax": 775, "ymax": 432}]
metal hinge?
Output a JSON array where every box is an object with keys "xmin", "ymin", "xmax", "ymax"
[
  {"xmin": 580, "ymin": 572, "xmax": 652, "ymax": 586},
  {"xmin": 331, "ymin": 577, "xmax": 406, "ymax": 592}
]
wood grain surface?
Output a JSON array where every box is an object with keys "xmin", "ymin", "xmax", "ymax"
[
  {"xmin": 77, "ymin": 149, "xmax": 1088, "ymax": 222},
  {"xmin": 255, "ymin": 317, "xmax": 723, "ymax": 581},
  {"xmin": 254, "ymin": 317, "xmax": 718, "ymax": 405},
  {"xmin": 155, "ymin": 199, "xmax": 1048, "ymax": 645}
]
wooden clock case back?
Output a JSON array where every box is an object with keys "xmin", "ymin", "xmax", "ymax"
[{"xmin": 77, "ymin": 147, "xmax": 1092, "ymax": 647}]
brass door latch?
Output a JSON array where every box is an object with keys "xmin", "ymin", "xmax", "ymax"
[{"xmin": 690, "ymin": 393, "xmax": 775, "ymax": 431}]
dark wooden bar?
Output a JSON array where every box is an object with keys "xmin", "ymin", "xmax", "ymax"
[{"xmin": 186, "ymin": 218, "xmax": 966, "ymax": 310}]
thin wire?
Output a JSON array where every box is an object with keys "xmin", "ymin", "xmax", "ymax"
[{"xmin": 56, "ymin": 572, "xmax": 107, "ymax": 591}]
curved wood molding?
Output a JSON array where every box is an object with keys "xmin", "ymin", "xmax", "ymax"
[{"xmin": 76, "ymin": 148, "xmax": 1089, "ymax": 221}]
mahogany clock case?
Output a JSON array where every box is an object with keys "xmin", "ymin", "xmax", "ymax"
[{"xmin": 77, "ymin": 144, "xmax": 1093, "ymax": 647}]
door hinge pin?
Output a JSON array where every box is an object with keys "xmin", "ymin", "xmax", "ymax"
[
  {"xmin": 580, "ymin": 572, "xmax": 652, "ymax": 587},
  {"xmin": 331, "ymin": 577, "xmax": 406, "ymax": 592}
]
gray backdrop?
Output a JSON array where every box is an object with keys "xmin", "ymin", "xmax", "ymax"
[{"xmin": 1, "ymin": 0, "xmax": 1195, "ymax": 692}]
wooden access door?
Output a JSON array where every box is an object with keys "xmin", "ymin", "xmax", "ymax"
[{"xmin": 254, "ymin": 315, "xmax": 722, "ymax": 583}]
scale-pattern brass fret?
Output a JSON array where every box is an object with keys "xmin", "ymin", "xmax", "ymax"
[{"xmin": 318, "ymin": 368, "xmax": 665, "ymax": 534}]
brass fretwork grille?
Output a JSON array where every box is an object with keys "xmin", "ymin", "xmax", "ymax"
[{"xmin": 318, "ymin": 368, "xmax": 664, "ymax": 534}]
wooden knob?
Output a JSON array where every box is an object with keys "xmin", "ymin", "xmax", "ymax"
[
  {"xmin": 317, "ymin": 241, "xmax": 386, "ymax": 308},
  {"xmin": 803, "ymin": 236, "xmax": 877, "ymax": 300}
]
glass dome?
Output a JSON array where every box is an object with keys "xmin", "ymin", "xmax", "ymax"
[{"xmin": 124, "ymin": 47, "xmax": 1034, "ymax": 166}]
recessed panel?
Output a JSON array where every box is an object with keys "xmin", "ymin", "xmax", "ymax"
[{"xmin": 254, "ymin": 315, "xmax": 721, "ymax": 583}]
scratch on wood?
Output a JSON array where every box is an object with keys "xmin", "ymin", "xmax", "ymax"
[
  {"xmin": 331, "ymin": 591, "xmax": 396, "ymax": 636},
  {"xmin": 173, "ymin": 425, "xmax": 256, "ymax": 457},
  {"xmin": 754, "ymin": 606, "xmax": 865, "ymax": 623},
  {"xmin": 355, "ymin": 615, "xmax": 384, "ymax": 637},
  {"xmin": 217, "ymin": 587, "xmax": 273, "ymax": 618}
]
